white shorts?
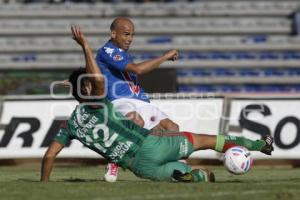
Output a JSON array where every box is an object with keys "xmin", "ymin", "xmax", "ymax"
[{"xmin": 111, "ymin": 98, "xmax": 168, "ymax": 130}]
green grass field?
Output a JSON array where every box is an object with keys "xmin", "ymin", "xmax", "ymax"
[{"xmin": 1, "ymin": 165, "xmax": 300, "ymax": 200}]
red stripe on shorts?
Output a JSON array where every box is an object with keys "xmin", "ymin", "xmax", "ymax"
[{"xmin": 183, "ymin": 132, "xmax": 194, "ymax": 145}]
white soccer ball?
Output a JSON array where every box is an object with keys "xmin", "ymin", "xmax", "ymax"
[{"xmin": 223, "ymin": 146, "xmax": 253, "ymax": 175}]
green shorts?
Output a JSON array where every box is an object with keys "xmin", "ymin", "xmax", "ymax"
[{"xmin": 129, "ymin": 132, "xmax": 194, "ymax": 181}]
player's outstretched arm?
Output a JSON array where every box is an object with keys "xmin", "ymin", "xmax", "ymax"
[
  {"xmin": 126, "ymin": 49, "xmax": 178, "ymax": 75},
  {"xmin": 40, "ymin": 141, "xmax": 64, "ymax": 182},
  {"xmin": 71, "ymin": 25, "xmax": 105, "ymax": 97}
]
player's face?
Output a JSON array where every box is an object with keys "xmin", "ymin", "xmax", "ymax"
[
  {"xmin": 112, "ymin": 22, "xmax": 134, "ymax": 50},
  {"xmin": 81, "ymin": 79, "xmax": 92, "ymax": 97}
]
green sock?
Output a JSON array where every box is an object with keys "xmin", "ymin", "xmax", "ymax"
[{"xmin": 215, "ymin": 135, "xmax": 266, "ymax": 153}]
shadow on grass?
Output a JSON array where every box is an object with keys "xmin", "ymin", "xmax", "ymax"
[
  {"xmin": 17, "ymin": 178, "xmax": 100, "ymax": 183},
  {"xmin": 62, "ymin": 178, "xmax": 100, "ymax": 182},
  {"xmin": 18, "ymin": 178, "xmax": 149, "ymax": 183},
  {"xmin": 216, "ymin": 177, "xmax": 300, "ymax": 184},
  {"xmin": 18, "ymin": 178, "xmax": 40, "ymax": 182}
]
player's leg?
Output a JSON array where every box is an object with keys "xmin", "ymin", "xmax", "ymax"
[
  {"xmin": 189, "ymin": 133, "xmax": 274, "ymax": 155},
  {"xmin": 158, "ymin": 161, "xmax": 215, "ymax": 183},
  {"xmin": 130, "ymin": 158, "xmax": 214, "ymax": 183},
  {"xmin": 129, "ymin": 132, "xmax": 215, "ymax": 182}
]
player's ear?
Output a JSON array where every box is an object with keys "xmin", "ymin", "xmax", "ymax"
[{"xmin": 111, "ymin": 30, "xmax": 116, "ymax": 39}]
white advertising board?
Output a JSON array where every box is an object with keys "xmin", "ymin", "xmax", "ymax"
[
  {"xmin": 229, "ymin": 98, "xmax": 300, "ymax": 159},
  {"xmin": 152, "ymin": 99, "xmax": 223, "ymax": 159},
  {"xmin": 0, "ymin": 98, "xmax": 223, "ymax": 159}
]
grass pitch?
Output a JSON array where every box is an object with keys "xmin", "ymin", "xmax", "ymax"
[{"xmin": 0, "ymin": 164, "xmax": 300, "ymax": 200}]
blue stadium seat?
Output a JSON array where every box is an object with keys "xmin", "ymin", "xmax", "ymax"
[
  {"xmin": 241, "ymin": 35, "xmax": 268, "ymax": 44},
  {"xmin": 147, "ymin": 36, "xmax": 172, "ymax": 44},
  {"xmin": 195, "ymin": 85, "xmax": 216, "ymax": 92},
  {"xmin": 282, "ymin": 52, "xmax": 300, "ymax": 60},
  {"xmin": 214, "ymin": 68, "xmax": 236, "ymax": 76},
  {"xmin": 176, "ymin": 69, "xmax": 190, "ymax": 77},
  {"xmin": 178, "ymin": 86, "xmax": 195, "ymax": 92},
  {"xmin": 252, "ymin": 35, "xmax": 268, "ymax": 43},
  {"xmin": 178, "ymin": 84, "xmax": 300, "ymax": 93},
  {"xmin": 259, "ymin": 52, "xmax": 279, "ymax": 60},
  {"xmin": 12, "ymin": 54, "xmax": 36, "ymax": 62},
  {"xmin": 140, "ymin": 53, "xmax": 157, "ymax": 60},
  {"xmin": 136, "ymin": 51, "xmax": 300, "ymax": 62},
  {"xmin": 234, "ymin": 52, "xmax": 256, "ymax": 60},
  {"xmin": 263, "ymin": 69, "xmax": 285, "ymax": 76},
  {"xmin": 210, "ymin": 52, "xmax": 232, "ymax": 60},
  {"xmin": 243, "ymin": 85, "xmax": 261, "ymax": 92},
  {"xmin": 239, "ymin": 69, "xmax": 260, "ymax": 76},
  {"xmin": 294, "ymin": 85, "xmax": 300, "ymax": 92},
  {"xmin": 187, "ymin": 52, "xmax": 209, "ymax": 60},
  {"xmin": 191, "ymin": 69, "xmax": 212, "ymax": 77},
  {"xmin": 288, "ymin": 68, "xmax": 300, "ymax": 76},
  {"xmin": 220, "ymin": 85, "xmax": 241, "ymax": 92}
]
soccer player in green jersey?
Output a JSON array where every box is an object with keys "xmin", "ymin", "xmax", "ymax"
[{"xmin": 41, "ymin": 26, "xmax": 274, "ymax": 183}]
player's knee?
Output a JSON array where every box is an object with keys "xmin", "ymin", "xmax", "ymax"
[
  {"xmin": 131, "ymin": 114, "xmax": 144, "ymax": 127},
  {"xmin": 159, "ymin": 119, "xmax": 179, "ymax": 132},
  {"xmin": 134, "ymin": 117, "xmax": 144, "ymax": 127},
  {"xmin": 172, "ymin": 123, "xmax": 179, "ymax": 132},
  {"xmin": 130, "ymin": 116, "xmax": 144, "ymax": 127},
  {"xmin": 167, "ymin": 122, "xmax": 179, "ymax": 132},
  {"xmin": 126, "ymin": 112, "xmax": 145, "ymax": 128}
]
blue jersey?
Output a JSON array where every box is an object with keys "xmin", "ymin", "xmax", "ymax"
[{"xmin": 96, "ymin": 40, "xmax": 150, "ymax": 103}]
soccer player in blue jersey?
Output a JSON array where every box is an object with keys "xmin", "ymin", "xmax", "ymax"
[{"xmin": 96, "ymin": 17, "xmax": 180, "ymax": 182}]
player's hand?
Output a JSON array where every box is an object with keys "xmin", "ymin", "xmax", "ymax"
[
  {"xmin": 71, "ymin": 25, "xmax": 88, "ymax": 47},
  {"xmin": 164, "ymin": 50, "xmax": 179, "ymax": 61}
]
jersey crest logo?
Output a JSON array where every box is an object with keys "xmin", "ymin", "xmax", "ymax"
[
  {"xmin": 104, "ymin": 47, "xmax": 114, "ymax": 57},
  {"xmin": 122, "ymin": 72, "xmax": 140, "ymax": 95},
  {"xmin": 113, "ymin": 54, "xmax": 123, "ymax": 61}
]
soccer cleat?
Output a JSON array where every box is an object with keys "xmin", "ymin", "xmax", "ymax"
[
  {"xmin": 172, "ymin": 170, "xmax": 193, "ymax": 182},
  {"xmin": 172, "ymin": 169, "xmax": 215, "ymax": 183},
  {"xmin": 260, "ymin": 135, "xmax": 274, "ymax": 155},
  {"xmin": 199, "ymin": 168, "xmax": 215, "ymax": 183},
  {"xmin": 104, "ymin": 163, "xmax": 119, "ymax": 183}
]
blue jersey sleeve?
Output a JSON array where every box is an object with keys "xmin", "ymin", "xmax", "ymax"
[{"xmin": 98, "ymin": 47, "xmax": 132, "ymax": 71}]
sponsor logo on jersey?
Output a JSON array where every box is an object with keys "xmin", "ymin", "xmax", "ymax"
[
  {"xmin": 109, "ymin": 141, "xmax": 133, "ymax": 161},
  {"xmin": 122, "ymin": 72, "xmax": 140, "ymax": 95},
  {"xmin": 104, "ymin": 47, "xmax": 114, "ymax": 57},
  {"xmin": 76, "ymin": 115, "xmax": 98, "ymax": 138},
  {"xmin": 113, "ymin": 54, "xmax": 123, "ymax": 61}
]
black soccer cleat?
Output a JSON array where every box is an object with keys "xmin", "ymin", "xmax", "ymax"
[
  {"xmin": 172, "ymin": 170, "xmax": 193, "ymax": 182},
  {"xmin": 172, "ymin": 169, "xmax": 215, "ymax": 183},
  {"xmin": 260, "ymin": 135, "xmax": 274, "ymax": 155}
]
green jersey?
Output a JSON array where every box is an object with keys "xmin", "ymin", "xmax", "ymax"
[{"xmin": 54, "ymin": 98, "xmax": 150, "ymax": 168}]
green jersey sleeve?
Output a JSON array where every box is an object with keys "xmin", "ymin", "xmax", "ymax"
[{"xmin": 54, "ymin": 127, "xmax": 72, "ymax": 146}]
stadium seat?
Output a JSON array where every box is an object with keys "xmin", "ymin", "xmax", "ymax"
[{"xmin": 0, "ymin": 0, "xmax": 300, "ymax": 94}]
